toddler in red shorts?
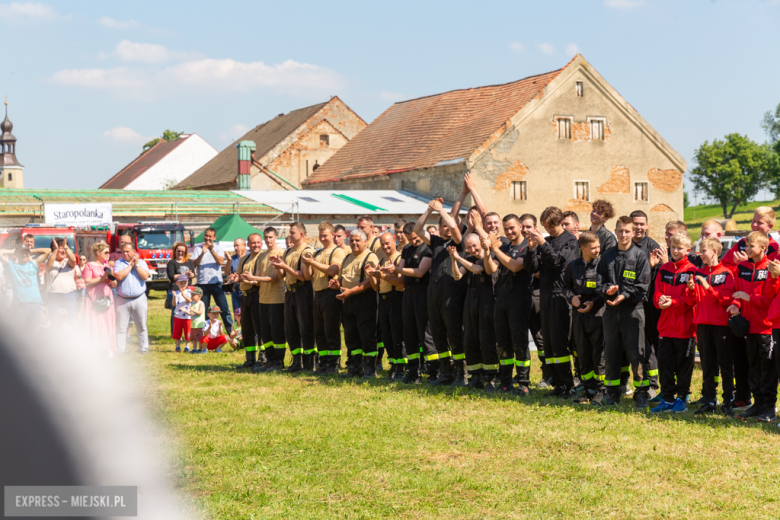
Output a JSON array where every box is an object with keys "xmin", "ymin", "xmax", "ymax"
[
  {"xmin": 172, "ymin": 274, "xmax": 192, "ymax": 352},
  {"xmin": 200, "ymin": 305, "xmax": 229, "ymax": 352}
]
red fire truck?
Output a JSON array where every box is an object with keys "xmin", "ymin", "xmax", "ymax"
[
  {"xmin": 0, "ymin": 224, "xmax": 77, "ymax": 253},
  {"xmin": 76, "ymin": 222, "xmax": 193, "ymax": 293}
]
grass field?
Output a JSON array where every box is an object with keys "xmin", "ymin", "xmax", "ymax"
[
  {"xmin": 134, "ymin": 293, "xmax": 780, "ymax": 519},
  {"xmin": 684, "ymin": 198, "xmax": 780, "ymax": 243}
]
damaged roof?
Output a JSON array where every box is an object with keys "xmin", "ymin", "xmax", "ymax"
[
  {"xmin": 174, "ymin": 101, "xmax": 329, "ymax": 190},
  {"xmin": 303, "ymin": 64, "xmax": 568, "ymax": 185}
]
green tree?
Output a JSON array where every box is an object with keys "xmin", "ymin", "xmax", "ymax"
[
  {"xmin": 683, "ymin": 191, "xmax": 689, "ymax": 209},
  {"xmin": 690, "ymin": 133, "xmax": 773, "ymax": 219},
  {"xmin": 142, "ymin": 130, "xmax": 183, "ymax": 153},
  {"xmin": 762, "ymin": 102, "xmax": 780, "ymax": 144}
]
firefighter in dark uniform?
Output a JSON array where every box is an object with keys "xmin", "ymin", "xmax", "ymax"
[
  {"xmin": 525, "ymin": 207, "xmax": 579, "ymax": 397},
  {"xmin": 270, "ymin": 222, "xmax": 315, "ymax": 373},
  {"xmin": 330, "ymin": 229, "xmax": 380, "ymax": 378},
  {"xmin": 596, "ymin": 216, "xmax": 652, "ymax": 408},
  {"xmin": 383, "ymin": 222, "xmax": 433, "ymax": 384},
  {"xmin": 448, "ymin": 232, "xmax": 498, "ymax": 389},
  {"xmin": 367, "ymin": 232, "xmax": 405, "ymax": 380},
  {"xmin": 483, "ymin": 214, "xmax": 533, "ymax": 394},
  {"xmin": 234, "ymin": 233, "xmax": 264, "ymax": 370},
  {"xmin": 252, "ymin": 227, "xmax": 287, "ymax": 372},
  {"xmin": 630, "ymin": 210, "xmax": 663, "ymax": 397},
  {"xmin": 302, "ymin": 221, "xmax": 346, "ymax": 375},
  {"xmin": 413, "ymin": 199, "xmax": 465, "ymax": 385},
  {"xmin": 562, "ymin": 231, "xmax": 606, "ymax": 404}
]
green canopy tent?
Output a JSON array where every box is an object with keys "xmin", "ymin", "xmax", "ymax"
[{"xmin": 193, "ymin": 214, "xmax": 263, "ymax": 250}]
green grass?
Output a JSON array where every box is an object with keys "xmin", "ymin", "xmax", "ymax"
[
  {"xmin": 134, "ymin": 293, "xmax": 780, "ymax": 519},
  {"xmin": 685, "ymin": 198, "xmax": 780, "ymax": 243}
]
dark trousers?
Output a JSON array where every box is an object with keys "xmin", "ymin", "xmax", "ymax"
[
  {"xmin": 747, "ymin": 333, "xmax": 778, "ymax": 410},
  {"xmin": 697, "ymin": 324, "xmax": 735, "ymax": 403},
  {"xmin": 463, "ymin": 286, "xmax": 498, "ymax": 375},
  {"xmin": 732, "ymin": 336, "xmax": 752, "ymax": 402},
  {"xmin": 240, "ymin": 291, "xmax": 261, "ymax": 352},
  {"xmin": 604, "ymin": 304, "xmax": 648, "ymax": 399},
  {"xmin": 540, "ymin": 291, "xmax": 574, "ymax": 390},
  {"xmin": 403, "ymin": 284, "xmax": 434, "ymax": 377},
  {"xmin": 259, "ymin": 302, "xmax": 285, "ymax": 361},
  {"xmin": 314, "ymin": 289, "xmax": 343, "ymax": 362},
  {"xmin": 343, "ymin": 290, "xmax": 378, "ymax": 363},
  {"xmin": 643, "ymin": 302, "xmax": 661, "ymax": 391},
  {"xmin": 198, "ymin": 283, "xmax": 234, "ymax": 334},
  {"xmin": 494, "ymin": 286, "xmax": 532, "ymax": 387},
  {"xmin": 284, "ymin": 283, "xmax": 315, "ymax": 357},
  {"xmin": 379, "ymin": 291, "xmax": 405, "ymax": 366},
  {"xmin": 658, "ymin": 336, "xmax": 695, "ymax": 403},
  {"xmin": 571, "ymin": 309, "xmax": 605, "ymax": 394},
  {"xmin": 427, "ymin": 278, "xmax": 465, "ymax": 361},
  {"xmin": 530, "ymin": 287, "xmax": 544, "ymax": 364}
]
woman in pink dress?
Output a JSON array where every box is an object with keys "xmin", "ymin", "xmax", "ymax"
[{"xmin": 83, "ymin": 241, "xmax": 117, "ymax": 356}]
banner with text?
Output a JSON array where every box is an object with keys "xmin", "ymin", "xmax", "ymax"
[{"xmin": 44, "ymin": 203, "xmax": 113, "ymax": 226}]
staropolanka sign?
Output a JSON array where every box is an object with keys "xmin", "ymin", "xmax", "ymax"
[{"xmin": 44, "ymin": 203, "xmax": 113, "ymax": 226}]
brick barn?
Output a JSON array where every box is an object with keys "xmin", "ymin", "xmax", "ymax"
[{"xmin": 302, "ymin": 55, "xmax": 686, "ymax": 241}]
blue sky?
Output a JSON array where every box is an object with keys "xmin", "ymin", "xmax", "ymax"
[{"xmin": 2, "ymin": 0, "xmax": 779, "ymax": 199}]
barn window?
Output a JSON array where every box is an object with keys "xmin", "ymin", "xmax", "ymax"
[
  {"xmin": 320, "ymin": 134, "xmax": 329, "ymax": 147},
  {"xmin": 574, "ymin": 181, "xmax": 590, "ymax": 202},
  {"xmin": 7, "ymin": 173, "xmax": 12, "ymax": 181},
  {"xmin": 511, "ymin": 181, "xmax": 527, "ymax": 201},
  {"xmin": 576, "ymin": 81, "xmax": 583, "ymax": 97},
  {"xmin": 591, "ymin": 119, "xmax": 604, "ymax": 140},
  {"xmin": 634, "ymin": 182, "xmax": 649, "ymax": 202},
  {"xmin": 557, "ymin": 118, "xmax": 571, "ymax": 140}
]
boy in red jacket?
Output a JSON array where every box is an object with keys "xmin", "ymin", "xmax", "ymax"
[
  {"xmin": 687, "ymin": 238, "xmax": 736, "ymax": 416},
  {"xmin": 650, "ymin": 231, "xmax": 698, "ymax": 414},
  {"xmin": 727, "ymin": 231, "xmax": 778, "ymax": 422}
]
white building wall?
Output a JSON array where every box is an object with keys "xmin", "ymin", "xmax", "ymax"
[{"xmin": 125, "ymin": 134, "xmax": 218, "ymax": 191}]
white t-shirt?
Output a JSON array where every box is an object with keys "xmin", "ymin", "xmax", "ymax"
[
  {"xmin": 204, "ymin": 319, "xmax": 222, "ymax": 338},
  {"xmin": 193, "ymin": 244, "xmax": 225, "ymax": 285},
  {"xmin": 173, "ymin": 289, "xmax": 191, "ymax": 320}
]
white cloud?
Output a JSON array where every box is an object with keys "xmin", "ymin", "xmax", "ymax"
[
  {"xmin": 112, "ymin": 40, "xmax": 199, "ymax": 63},
  {"xmin": 380, "ymin": 91, "xmax": 407, "ymax": 102},
  {"xmin": 565, "ymin": 43, "xmax": 580, "ymax": 57},
  {"xmin": 218, "ymin": 124, "xmax": 249, "ymax": 143},
  {"xmin": 103, "ymin": 126, "xmax": 149, "ymax": 144},
  {"xmin": 537, "ymin": 43, "xmax": 555, "ymax": 55},
  {"xmin": 509, "ymin": 42, "xmax": 525, "ymax": 52},
  {"xmin": 50, "ymin": 58, "xmax": 344, "ymax": 100},
  {"xmin": 98, "ymin": 16, "xmax": 140, "ymax": 29},
  {"xmin": 604, "ymin": 0, "xmax": 646, "ymax": 9},
  {"xmin": 0, "ymin": 2, "xmax": 64, "ymax": 21}
]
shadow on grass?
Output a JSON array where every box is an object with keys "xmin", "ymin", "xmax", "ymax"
[
  {"xmin": 236, "ymin": 367, "xmax": 780, "ymax": 433},
  {"xmin": 168, "ymin": 363, "xmax": 238, "ymax": 373}
]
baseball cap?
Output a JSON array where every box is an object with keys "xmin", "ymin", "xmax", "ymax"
[
  {"xmin": 191, "ymin": 287, "xmax": 203, "ymax": 296},
  {"xmin": 728, "ymin": 314, "xmax": 750, "ymax": 339},
  {"xmin": 176, "ymin": 274, "xmax": 189, "ymax": 282},
  {"xmin": 208, "ymin": 305, "xmax": 221, "ymax": 313}
]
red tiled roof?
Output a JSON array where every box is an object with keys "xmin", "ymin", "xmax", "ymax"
[
  {"xmin": 303, "ymin": 65, "xmax": 568, "ymax": 185},
  {"xmin": 100, "ymin": 136, "xmax": 188, "ymax": 189}
]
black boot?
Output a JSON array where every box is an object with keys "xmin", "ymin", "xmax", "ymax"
[
  {"xmin": 252, "ymin": 349, "xmax": 268, "ymax": 372},
  {"xmin": 402, "ymin": 359, "xmax": 422, "ymax": 384},
  {"xmin": 431, "ymin": 358, "xmax": 454, "ymax": 386},
  {"xmin": 341, "ymin": 356, "xmax": 362, "ymax": 377},
  {"xmin": 363, "ymin": 356, "xmax": 378, "ymax": 379},
  {"xmin": 237, "ymin": 350, "xmax": 256, "ymax": 369},
  {"xmin": 468, "ymin": 370, "xmax": 484, "ymax": 389},
  {"xmin": 286, "ymin": 354, "xmax": 303, "ymax": 373},
  {"xmin": 484, "ymin": 372, "xmax": 498, "ymax": 392},
  {"xmin": 302, "ymin": 353, "xmax": 314, "ymax": 372},
  {"xmin": 450, "ymin": 360, "xmax": 467, "ymax": 388},
  {"xmin": 385, "ymin": 364, "xmax": 396, "ymax": 380}
]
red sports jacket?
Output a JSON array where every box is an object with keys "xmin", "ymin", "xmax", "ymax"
[
  {"xmin": 722, "ymin": 235, "xmax": 779, "ymax": 274},
  {"xmin": 654, "ymin": 256, "xmax": 698, "ymax": 338},
  {"xmin": 732, "ymin": 255, "xmax": 776, "ymax": 335},
  {"xmin": 691, "ymin": 263, "xmax": 735, "ymax": 327},
  {"xmin": 762, "ymin": 273, "xmax": 780, "ymax": 328}
]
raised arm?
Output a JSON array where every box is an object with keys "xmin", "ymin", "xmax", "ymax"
[
  {"xmin": 414, "ymin": 207, "xmax": 434, "ymax": 245},
  {"xmin": 463, "ymin": 172, "xmax": 488, "ymax": 218}
]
